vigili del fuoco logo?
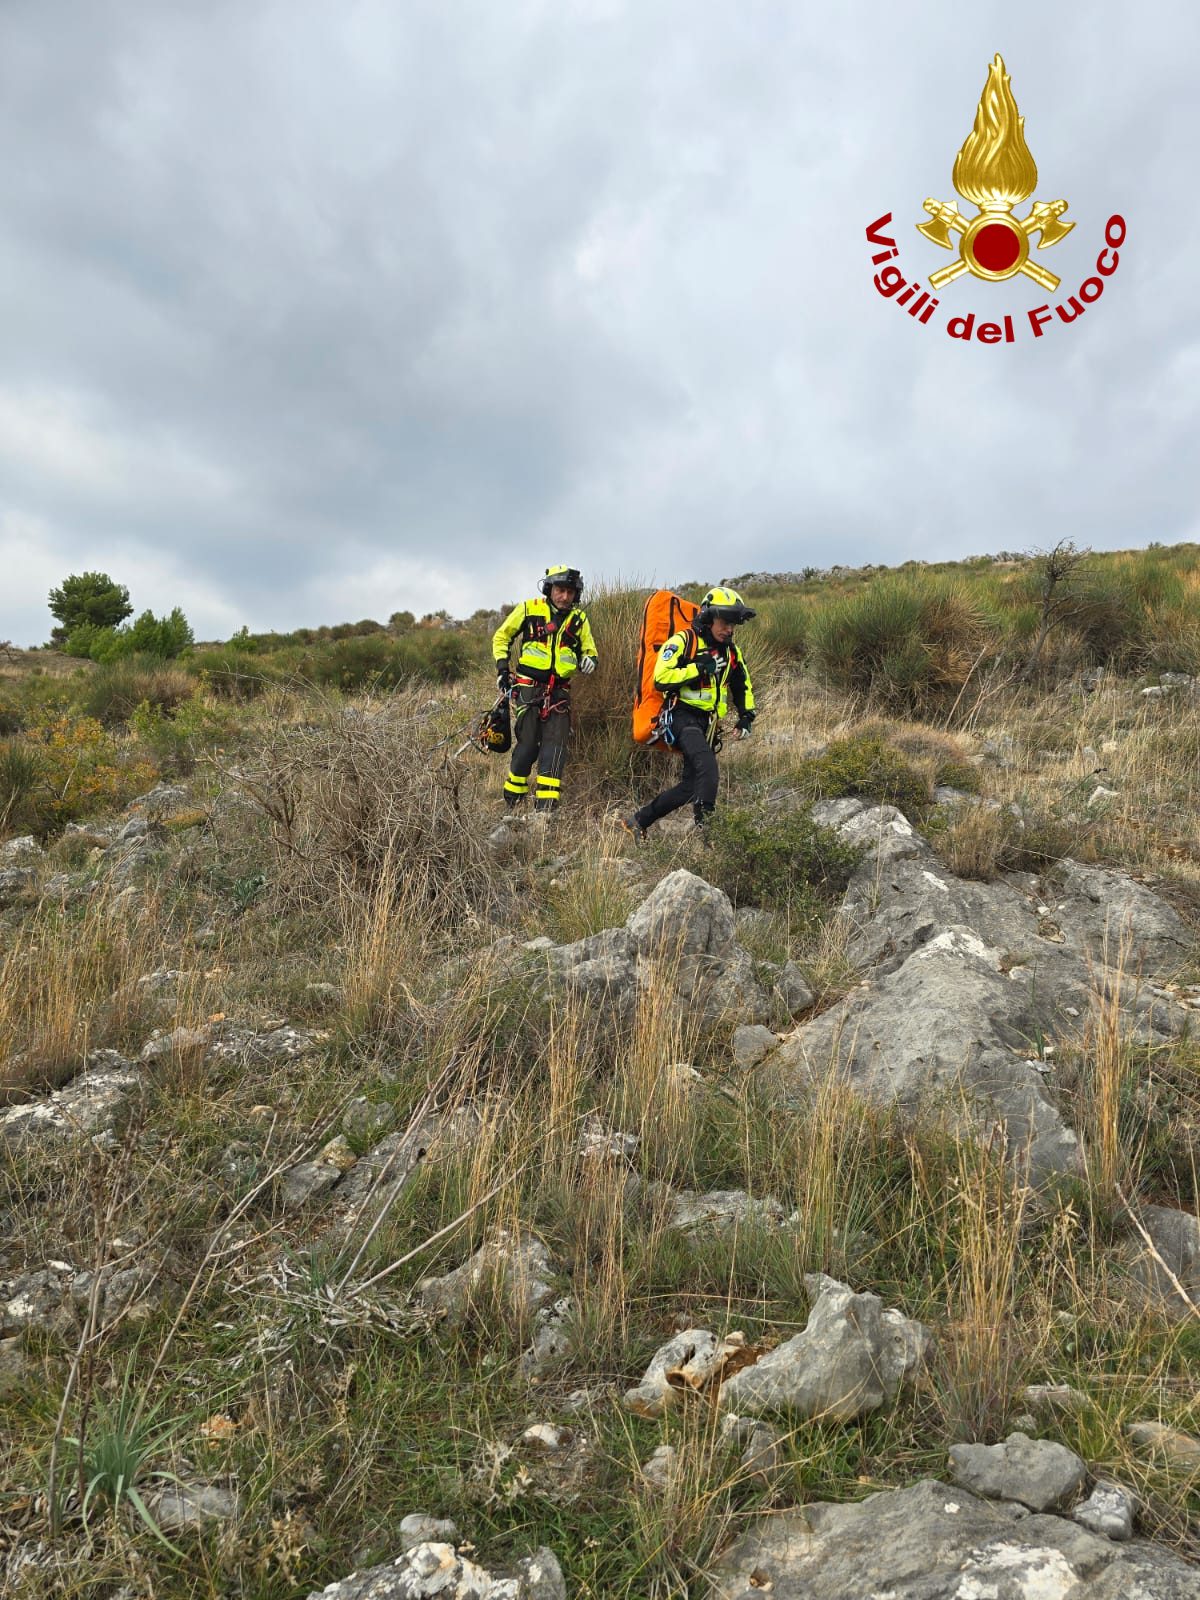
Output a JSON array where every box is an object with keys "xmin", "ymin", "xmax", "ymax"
[{"xmin": 865, "ymin": 54, "xmax": 1125, "ymax": 343}]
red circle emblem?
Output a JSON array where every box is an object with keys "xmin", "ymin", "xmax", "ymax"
[{"xmin": 973, "ymin": 222, "xmax": 1022, "ymax": 273}]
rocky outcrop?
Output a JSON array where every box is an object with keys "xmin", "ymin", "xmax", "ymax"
[
  {"xmin": 719, "ymin": 1274, "xmax": 929, "ymax": 1422},
  {"xmin": 306, "ymin": 1540, "xmax": 566, "ymax": 1600},
  {"xmin": 544, "ymin": 870, "xmax": 771, "ymax": 1026},
  {"xmin": 760, "ymin": 802, "xmax": 1194, "ymax": 1182},
  {"xmin": 767, "ymin": 925, "xmax": 1084, "ymax": 1183},
  {"xmin": 1, "ymin": 1254, "xmax": 166, "ymax": 1342},
  {"xmin": 708, "ymin": 1478, "xmax": 1198, "ymax": 1598},
  {"xmin": 1119, "ymin": 1204, "xmax": 1200, "ymax": 1321},
  {"xmin": 948, "ymin": 1432, "xmax": 1088, "ymax": 1512},
  {"xmin": 624, "ymin": 1329, "xmax": 755, "ymax": 1418},
  {"xmin": 417, "ymin": 1232, "xmax": 559, "ymax": 1328},
  {"xmin": 0, "ymin": 1051, "xmax": 142, "ymax": 1149}
]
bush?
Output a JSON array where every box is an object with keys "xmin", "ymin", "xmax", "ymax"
[
  {"xmin": 129, "ymin": 695, "xmax": 232, "ymax": 775},
  {"xmin": 80, "ymin": 657, "xmax": 196, "ymax": 724},
  {"xmin": 192, "ymin": 647, "xmax": 279, "ymax": 700},
  {"xmin": 809, "ymin": 576, "xmax": 992, "ymax": 712},
  {"xmin": 756, "ymin": 594, "xmax": 809, "ymax": 662},
  {"xmin": 236, "ymin": 695, "xmax": 498, "ymax": 928},
  {"xmin": 706, "ymin": 804, "xmax": 862, "ymax": 911},
  {"xmin": 0, "ymin": 672, "xmax": 76, "ymax": 735},
  {"xmin": 1, "ymin": 718, "xmax": 157, "ymax": 836},
  {"xmin": 798, "ymin": 734, "xmax": 931, "ymax": 818},
  {"xmin": 63, "ymin": 607, "xmax": 194, "ymax": 664}
]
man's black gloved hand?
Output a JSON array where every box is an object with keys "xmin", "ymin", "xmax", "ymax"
[
  {"xmin": 736, "ymin": 711, "xmax": 755, "ymax": 733},
  {"xmin": 496, "ymin": 663, "xmax": 511, "ymax": 693},
  {"xmin": 693, "ymin": 651, "xmax": 716, "ymax": 682}
]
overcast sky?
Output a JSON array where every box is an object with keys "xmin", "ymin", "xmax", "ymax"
[{"xmin": 1, "ymin": 0, "xmax": 1195, "ymax": 644}]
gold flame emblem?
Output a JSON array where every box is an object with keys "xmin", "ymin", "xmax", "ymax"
[{"xmin": 917, "ymin": 54, "xmax": 1073, "ymax": 290}]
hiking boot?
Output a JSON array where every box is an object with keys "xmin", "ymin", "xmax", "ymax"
[{"xmin": 619, "ymin": 814, "xmax": 648, "ymax": 842}]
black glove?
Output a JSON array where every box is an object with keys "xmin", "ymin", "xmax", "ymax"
[
  {"xmin": 693, "ymin": 651, "xmax": 716, "ymax": 682},
  {"xmin": 736, "ymin": 711, "xmax": 756, "ymax": 733},
  {"xmin": 496, "ymin": 663, "xmax": 511, "ymax": 693}
]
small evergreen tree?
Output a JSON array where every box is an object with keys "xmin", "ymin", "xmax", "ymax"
[{"xmin": 48, "ymin": 572, "xmax": 132, "ymax": 643}]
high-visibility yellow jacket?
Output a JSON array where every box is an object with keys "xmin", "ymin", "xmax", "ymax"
[
  {"xmin": 493, "ymin": 598, "xmax": 598, "ymax": 681},
  {"xmin": 654, "ymin": 629, "xmax": 755, "ymax": 719}
]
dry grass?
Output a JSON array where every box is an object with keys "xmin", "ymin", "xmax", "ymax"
[{"xmin": 0, "ymin": 887, "xmax": 213, "ymax": 1099}]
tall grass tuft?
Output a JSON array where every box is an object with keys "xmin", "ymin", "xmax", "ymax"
[
  {"xmin": 809, "ymin": 575, "xmax": 994, "ymax": 714},
  {"xmin": 933, "ymin": 1134, "xmax": 1031, "ymax": 1442}
]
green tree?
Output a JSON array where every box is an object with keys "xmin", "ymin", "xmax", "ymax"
[{"xmin": 48, "ymin": 571, "xmax": 132, "ymax": 643}]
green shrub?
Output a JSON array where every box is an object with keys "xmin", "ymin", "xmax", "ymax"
[
  {"xmin": 0, "ymin": 672, "xmax": 76, "ymax": 735},
  {"xmin": 0, "ymin": 718, "xmax": 157, "ymax": 836},
  {"xmin": 63, "ymin": 621, "xmax": 118, "ymax": 659},
  {"xmin": 129, "ymin": 695, "xmax": 232, "ymax": 774},
  {"xmin": 707, "ymin": 804, "xmax": 862, "ymax": 910},
  {"xmin": 192, "ymin": 647, "xmax": 278, "ymax": 700},
  {"xmin": 79, "ymin": 657, "xmax": 195, "ymax": 724},
  {"xmin": 809, "ymin": 576, "xmax": 993, "ymax": 712},
  {"xmin": 799, "ymin": 734, "xmax": 931, "ymax": 818},
  {"xmin": 1068, "ymin": 578, "xmax": 1149, "ymax": 668},
  {"xmin": 0, "ymin": 740, "xmax": 42, "ymax": 832},
  {"xmin": 63, "ymin": 607, "xmax": 194, "ymax": 664},
  {"xmin": 757, "ymin": 594, "xmax": 809, "ymax": 662}
]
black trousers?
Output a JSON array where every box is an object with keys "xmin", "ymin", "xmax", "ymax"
[
  {"xmin": 504, "ymin": 682, "xmax": 570, "ymax": 807},
  {"xmin": 636, "ymin": 705, "xmax": 718, "ymax": 828}
]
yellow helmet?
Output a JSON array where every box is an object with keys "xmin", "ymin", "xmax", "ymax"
[
  {"xmin": 699, "ymin": 587, "xmax": 755, "ymax": 624},
  {"xmin": 541, "ymin": 564, "xmax": 583, "ymax": 600}
]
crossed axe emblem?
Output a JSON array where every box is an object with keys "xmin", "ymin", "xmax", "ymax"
[{"xmin": 917, "ymin": 197, "xmax": 1074, "ymax": 291}]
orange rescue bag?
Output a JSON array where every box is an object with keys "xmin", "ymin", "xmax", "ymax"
[{"xmin": 632, "ymin": 590, "xmax": 699, "ymax": 746}]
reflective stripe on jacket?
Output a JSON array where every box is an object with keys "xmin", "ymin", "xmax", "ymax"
[
  {"xmin": 492, "ymin": 598, "xmax": 598, "ymax": 680},
  {"xmin": 653, "ymin": 629, "xmax": 755, "ymax": 718}
]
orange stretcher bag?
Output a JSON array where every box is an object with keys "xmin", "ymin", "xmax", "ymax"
[{"xmin": 632, "ymin": 590, "xmax": 699, "ymax": 746}]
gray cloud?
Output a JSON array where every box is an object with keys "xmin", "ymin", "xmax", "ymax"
[{"xmin": 1, "ymin": 0, "xmax": 1196, "ymax": 643}]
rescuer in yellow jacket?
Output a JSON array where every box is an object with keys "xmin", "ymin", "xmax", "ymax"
[
  {"xmin": 622, "ymin": 587, "xmax": 756, "ymax": 838},
  {"xmin": 492, "ymin": 565, "xmax": 599, "ymax": 813}
]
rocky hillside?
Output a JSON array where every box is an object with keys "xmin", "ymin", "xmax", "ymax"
[{"xmin": 2, "ymin": 660, "xmax": 1199, "ymax": 1598}]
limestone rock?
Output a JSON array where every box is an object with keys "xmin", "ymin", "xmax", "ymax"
[
  {"xmin": 417, "ymin": 1231, "xmax": 558, "ymax": 1327},
  {"xmin": 280, "ymin": 1160, "xmax": 343, "ymax": 1210},
  {"xmin": 1126, "ymin": 1420, "xmax": 1200, "ymax": 1466},
  {"xmin": 544, "ymin": 926, "xmax": 638, "ymax": 1018},
  {"xmin": 1121, "ymin": 1204, "xmax": 1200, "ymax": 1321},
  {"xmin": 305, "ymin": 1542, "xmax": 566, "ymax": 1600},
  {"xmin": 708, "ymin": 1477, "xmax": 1199, "ymax": 1599},
  {"xmin": 640, "ymin": 1444, "xmax": 680, "ymax": 1494},
  {"xmin": 624, "ymin": 1328, "xmax": 751, "ymax": 1417},
  {"xmin": 576, "ymin": 1113, "xmax": 638, "ymax": 1163},
  {"xmin": 772, "ymin": 961, "xmax": 814, "ymax": 1015},
  {"xmin": 766, "ymin": 923, "xmax": 1084, "ymax": 1184},
  {"xmin": 398, "ymin": 1515, "xmax": 461, "ymax": 1551},
  {"xmin": 0, "ymin": 866, "xmax": 37, "ymax": 902},
  {"xmin": 731, "ymin": 1025, "xmax": 778, "ymax": 1070},
  {"xmin": 626, "ymin": 869, "xmax": 770, "ymax": 1026},
  {"xmin": 0, "ymin": 1334, "xmax": 29, "ymax": 1394},
  {"xmin": 0, "ymin": 835, "xmax": 42, "ymax": 864},
  {"xmin": 342, "ymin": 1097, "xmax": 397, "ymax": 1146},
  {"xmin": 719, "ymin": 1414, "xmax": 786, "ymax": 1490},
  {"xmin": 0, "ymin": 1053, "xmax": 141, "ymax": 1149},
  {"xmin": 521, "ymin": 1296, "xmax": 575, "ymax": 1377},
  {"xmin": 1074, "ymin": 1481, "xmax": 1136, "ymax": 1541},
  {"xmin": 832, "ymin": 803, "xmax": 928, "ymax": 871},
  {"xmin": 667, "ymin": 1190, "xmax": 785, "ymax": 1234},
  {"xmin": 720, "ymin": 1276, "xmax": 928, "ymax": 1422},
  {"xmin": 1021, "ymin": 1382, "xmax": 1090, "ymax": 1418},
  {"xmin": 1047, "ymin": 859, "xmax": 1193, "ymax": 973},
  {"xmin": 948, "ymin": 1432, "xmax": 1087, "ymax": 1512},
  {"xmin": 147, "ymin": 1482, "xmax": 240, "ymax": 1533}
]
